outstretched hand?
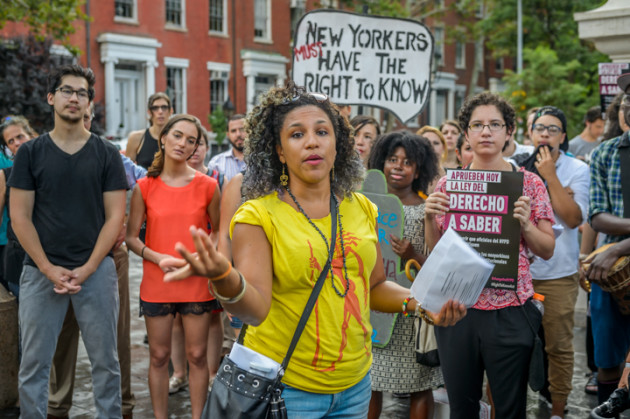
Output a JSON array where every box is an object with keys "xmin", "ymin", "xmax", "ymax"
[
  {"xmin": 161, "ymin": 226, "xmax": 231, "ymax": 283},
  {"xmin": 425, "ymin": 299, "xmax": 466, "ymax": 327}
]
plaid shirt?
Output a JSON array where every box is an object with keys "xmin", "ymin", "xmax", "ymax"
[{"xmin": 588, "ymin": 130, "xmax": 630, "ymax": 245}]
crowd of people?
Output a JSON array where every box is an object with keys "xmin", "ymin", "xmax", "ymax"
[{"xmin": 1, "ymin": 63, "xmax": 629, "ymax": 419}]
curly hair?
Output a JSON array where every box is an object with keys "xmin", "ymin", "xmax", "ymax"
[
  {"xmin": 416, "ymin": 125, "xmax": 447, "ymax": 163},
  {"xmin": 0, "ymin": 115, "xmax": 38, "ymax": 153},
  {"xmin": 368, "ymin": 130, "xmax": 439, "ymax": 194},
  {"xmin": 147, "ymin": 114, "xmax": 203, "ymax": 177},
  {"xmin": 241, "ymin": 81, "xmax": 364, "ymax": 200},
  {"xmin": 458, "ymin": 92, "xmax": 516, "ymax": 137}
]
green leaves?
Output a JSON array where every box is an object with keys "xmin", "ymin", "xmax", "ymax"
[
  {"xmin": 0, "ymin": 0, "xmax": 88, "ymax": 56},
  {"xmin": 501, "ymin": 46, "xmax": 592, "ymax": 139},
  {"xmin": 208, "ymin": 107, "xmax": 227, "ymax": 146}
]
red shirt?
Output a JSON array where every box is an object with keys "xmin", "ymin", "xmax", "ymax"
[{"xmin": 138, "ymin": 171, "xmax": 217, "ymax": 302}]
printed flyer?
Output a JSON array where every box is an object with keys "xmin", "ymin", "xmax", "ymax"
[{"xmin": 444, "ymin": 169, "xmax": 524, "ymax": 291}]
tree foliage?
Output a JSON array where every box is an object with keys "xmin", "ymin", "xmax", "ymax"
[
  {"xmin": 337, "ymin": 0, "xmax": 409, "ymax": 17},
  {"xmin": 502, "ymin": 46, "xmax": 589, "ymax": 139},
  {"xmin": 0, "ymin": 0, "xmax": 87, "ymax": 55},
  {"xmin": 0, "ymin": 36, "xmax": 71, "ymax": 134},
  {"xmin": 208, "ymin": 106, "xmax": 227, "ymax": 146}
]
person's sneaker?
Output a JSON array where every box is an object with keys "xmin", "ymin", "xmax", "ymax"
[
  {"xmin": 168, "ymin": 375, "xmax": 188, "ymax": 394},
  {"xmin": 590, "ymin": 387, "xmax": 630, "ymax": 418}
]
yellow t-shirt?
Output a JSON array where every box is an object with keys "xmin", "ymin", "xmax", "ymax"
[{"xmin": 230, "ymin": 191, "xmax": 378, "ymax": 393}]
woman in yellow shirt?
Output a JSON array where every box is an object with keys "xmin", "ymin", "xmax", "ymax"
[{"xmin": 162, "ymin": 82, "xmax": 465, "ymax": 417}]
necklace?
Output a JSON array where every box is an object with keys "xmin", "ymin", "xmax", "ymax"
[{"xmin": 285, "ymin": 186, "xmax": 350, "ymax": 298}]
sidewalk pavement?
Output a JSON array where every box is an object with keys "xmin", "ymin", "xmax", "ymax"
[{"xmin": 1, "ymin": 252, "xmax": 629, "ymax": 418}]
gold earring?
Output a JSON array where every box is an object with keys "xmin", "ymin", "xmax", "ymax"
[
  {"xmin": 331, "ymin": 166, "xmax": 335, "ymax": 181},
  {"xmin": 280, "ymin": 165, "xmax": 288, "ymax": 186}
]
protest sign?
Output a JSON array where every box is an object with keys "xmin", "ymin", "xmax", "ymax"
[
  {"xmin": 292, "ymin": 10, "xmax": 434, "ymax": 123},
  {"xmin": 599, "ymin": 63, "xmax": 629, "ymax": 116},
  {"xmin": 361, "ymin": 170, "xmax": 410, "ymax": 348},
  {"xmin": 444, "ymin": 169, "xmax": 524, "ymax": 291}
]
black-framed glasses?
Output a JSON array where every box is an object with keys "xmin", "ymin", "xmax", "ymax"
[
  {"xmin": 56, "ymin": 86, "xmax": 90, "ymax": 100},
  {"xmin": 150, "ymin": 105, "xmax": 170, "ymax": 112},
  {"xmin": 281, "ymin": 92, "xmax": 328, "ymax": 105},
  {"xmin": 532, "ymin": 124, "xmax": 562, "ymax": 136},
  {"xmin": 622, "ymin": 94, "xmax": 630, "ymax": 106},
  {"xmin": 468, "ymin": 122, "xmax": 506, "ymax": 132}
]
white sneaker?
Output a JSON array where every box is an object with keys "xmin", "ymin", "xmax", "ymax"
[{"xmin": 168, "ymin": 376, "xmax": 188, "ymax": 394}]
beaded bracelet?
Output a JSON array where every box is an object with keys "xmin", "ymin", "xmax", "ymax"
[
  {"xmin": 402, "ymin": 296, "xmax": 413, "ymax": 317},
  {"xmin": 416, "ymin": 303, "xmax": 435, "ymax": 325},
  {"xmin": 209, "ymin": 270, "xmax": 247, "ymax": 304}
]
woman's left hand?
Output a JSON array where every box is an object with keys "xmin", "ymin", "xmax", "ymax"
[
  {"xmin": 513, "ymin": 195, "xmax": 532, "ymax": 228},
  {"xmin": 161, "ymin": 226, "xmax": 231, "ymax": 282},
  {"xmin": 390, "ymin": 235, "xmax": 415, "ymax": 260},
  {"xmin": 426, "ymin": 299, "xmax": 467, "ymax": 327}
]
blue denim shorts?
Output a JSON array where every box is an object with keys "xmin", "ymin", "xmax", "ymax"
[
  {"xmin": 591, "ymin": 283, "xmax": 630, "ymax": 368},
  {"xmin": 281, "ymin": 372, "xmax": 370, "ymax": 418}
]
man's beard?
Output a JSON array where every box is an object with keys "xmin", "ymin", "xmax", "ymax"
[
  {"xmin": 229, "ymin": 137, "xmax": 244, "ymax": 152},
  {"xmin": 57, "ymin": 109, "xmax": 83, "ymax": 124}
]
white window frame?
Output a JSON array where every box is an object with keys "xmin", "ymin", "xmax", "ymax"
[
  {"xmin": 475, "ymin": 0, "xmax": 484, "ymax": 18},
  {"xmin": 495, "ymin": 57, "xmax": 505, "ymax": 72},
  {"xmin": 164, "ymin": 57, "xmax": 189, "ymax": 113},
  {"xmin": 434, "ymin": 27, "xmax": 445, "ymax": 67},
  {"xmin": 114, "ymin": 0, "xmax": 138, "ymax": 24},
  {"xmin": 209, "ymin": 0, "xmax": 228, "ymax": 36},
  {"xmin": 254, "ymin": 0, "xmax": 272, "ymax": 43},
  {"xmin": 455, "ymin": 41, "xmax": 466, "ymax": 69},
  {"xmin": 165, "ymin": 0, "xmax": 186, "ymax": 30},
  {"xmin": 207, "ymin": 61, "xmax": 231, "ymax": 112}
]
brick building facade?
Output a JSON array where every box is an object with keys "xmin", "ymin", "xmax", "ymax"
[{"xmin": 3, "ymin": 0, "xmax": 293, "ymax": 138}]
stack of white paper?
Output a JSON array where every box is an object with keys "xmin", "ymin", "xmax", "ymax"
[
  {"xmin": 228, "ymin": 342, "xmax": 282, "ymax": 379},
  {"xmin": 410, "ymin": 228, "xmax": 494, "ymax": 313}
]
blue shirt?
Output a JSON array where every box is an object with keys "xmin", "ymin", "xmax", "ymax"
[{"xmin": 0, "ymin": 153, "xmax": 13, "ymax": 246}]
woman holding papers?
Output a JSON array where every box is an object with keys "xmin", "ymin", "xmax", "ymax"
[
  {"xmin": 160, "ymin": 82, "xmax": 465, "ymax": 417},
  {"xmin": 425, "ymin": 92, "xmax": 555, "ymax": 419},
  {"xmin": 367, "ymin": 131, "xmax": 442, "ymax": 419}
]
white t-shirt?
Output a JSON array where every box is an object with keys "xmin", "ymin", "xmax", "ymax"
[{"xmin": 529, "ymin": 152, "xmax": 590, "ymax": 279}]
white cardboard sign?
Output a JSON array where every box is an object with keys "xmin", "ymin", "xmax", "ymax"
[{"xmin": 292, "ymin": 10, "xmax": 434, "ymax": 123}]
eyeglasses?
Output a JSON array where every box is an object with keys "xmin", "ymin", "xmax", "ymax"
[
  {"xmin": 56, "ymin": 87, "xmax": 90, "ymax": 100},
  {"xmin": 622, "ymin": 94, "xmax": 630, "ymax": 106},
  {"xmin": 468, "ymin": 122, "xmax": 506, "ymax": 132},
  {"xmin": 532, "ymin": 124, "xmax": 562, "ymax": 136},
  {"xmin": 281, "ymin": 92, "xmax": 328, "ymax": 105},
  {"xmin": 150, "ymin": 105, "xmax": 170, "ymax": 112}
]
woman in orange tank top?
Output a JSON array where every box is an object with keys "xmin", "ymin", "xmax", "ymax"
[{"xmin": 126, "ymin": 114, "xmax": 221, "ymax": 419}]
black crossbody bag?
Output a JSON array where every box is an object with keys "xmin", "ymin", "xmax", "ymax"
[{"xmin": 203, "ymin": 195, "xmax": 338, "ymax": 419}]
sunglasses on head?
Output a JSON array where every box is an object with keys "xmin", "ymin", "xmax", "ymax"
[{"xmin": 281, "ymin": 92, "xmax": 328, "ymax": 105}]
